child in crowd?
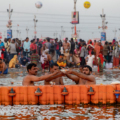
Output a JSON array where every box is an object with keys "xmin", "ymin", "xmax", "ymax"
[
  {"xmin": 40, "ymin": 49, "xmax": 50, "ymax": 72},
  {"xmin": 73, "ymin": 46, "xmax": 80, "ymax": 67},
  {"xmin": 85, "ymin": 51, "xmax": 95, "ymax": 68},
  {"xmin": 45, "ymin": 49, "xmax": 54, "ymax": 65},
  {"xmin": 30, "ymin": 50, "xmax": 39, "ymax": 65},
  {"xmin": 44, "ymin": 49, "xmax": 54, "ymax": 71},
  {"xmin": 19, "ymin": 54, "xmax": 29, "ymax": 67},
  {"xmin": 67, "ymin": 52, "xmax": 75, "ymax": 67},
  {"xmin": 57, "ymin": 55, "xmax": 67, "ymax": 68}
]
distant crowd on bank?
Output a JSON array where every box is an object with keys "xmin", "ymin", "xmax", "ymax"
[{"xmin": 0, "ymin": 37, "xmax": 119, "ymax": 74}]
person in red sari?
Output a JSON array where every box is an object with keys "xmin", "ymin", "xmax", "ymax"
[
  {"xmin": 0, "ymin": 48, "xmax": 5, "ymax": 60},
  {"xmin": 98, "ymin": 53, "xmax": 104, "ymax": 72},
  {"xmin": 99, "ymin": 42, "xmax": 103, "ymax": 55},
  {"xmin": 87, "ymin": 40, "xmax": 94, "ymax": 55}
]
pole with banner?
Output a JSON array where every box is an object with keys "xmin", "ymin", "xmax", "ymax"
[
  {"xmin": 71, "ymin": 0, "xmax": 79, "ymax": 40},
  {"xmin": 7, "ymin": 30, "xmax": 12, "ymax": 39}
]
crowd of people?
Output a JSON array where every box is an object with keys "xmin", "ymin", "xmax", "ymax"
[{"xmin": 0, "ymin": 37, "xmax": 119, "ymax": 85}]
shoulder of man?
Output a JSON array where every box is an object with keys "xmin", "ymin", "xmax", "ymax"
[{"xmin": 90, "ymin": 75, "xmax": 95, "ymax": 79}]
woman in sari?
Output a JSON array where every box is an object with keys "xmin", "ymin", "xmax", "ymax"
[
  {"xmin": 98, "ymin": 53, "xmax": 104, "ymax": 72},
  {"xmin": 94, "ymin": 42, "xmax": 100, "ymax": 57}
]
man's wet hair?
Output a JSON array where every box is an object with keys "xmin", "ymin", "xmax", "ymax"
[
  {"xmin": 27, "ymin": 63, "xmax": 37, "ymax": 72},
  {"xmin": 50, "ymin": 63, "xmax": 59, "ymax": 68},
  {"xmin": 83, "ymin": 65, "xmax": 92, "ymax": 72}
]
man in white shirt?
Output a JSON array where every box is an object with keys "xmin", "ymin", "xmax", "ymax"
[{"xmin": 23, "ymin": 37, "xmax": 30, "ymax": 58}]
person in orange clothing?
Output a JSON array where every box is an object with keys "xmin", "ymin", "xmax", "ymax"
[
  {"xmin": 99, "ymin": 42, "xmax": 103, "ymax": 54},
  {"xmin": 94, "ymin": 42, "xmax": 100, "ymax": 58}
]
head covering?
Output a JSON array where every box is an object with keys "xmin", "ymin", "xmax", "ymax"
[
  {"xmin": 88, "ymin": 39, "xmax": 93, "ymax": 45},
  {"xmin": 45, "ymin": 49, "xmax": 49, "ymax": 53}
]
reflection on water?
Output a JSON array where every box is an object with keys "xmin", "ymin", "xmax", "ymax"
[
  {"xmin": 0, "ymin": 104, "xmax": 120, "ymax": 120},
  {"xmin": 0, "ymin": 67, "xmax": 120, "ymax": 86}
]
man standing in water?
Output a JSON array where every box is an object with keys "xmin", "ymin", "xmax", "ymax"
[
  {"xmin": 63, "ymin": 38, "xmax": 70, "ymax": 52},
  {"xmin": 22, "ymin": 63, "xmax": 59, "ymax": 86},
  {"xmin": 45, "ymin": 63, "xmax": 64, "ymax": 85},
  {"xmin": 64, "ymin": 65, "xmax": 96, "ymax": 85},
  {"xmin": 63, "ymin": 38, "xmax": 70, "ymax": 58}
]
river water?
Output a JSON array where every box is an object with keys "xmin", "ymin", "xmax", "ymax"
[
  {"xmin": 0, "ymin": 66, "xmax": 120, "ymax": 119},
  {"xmin": 0, "ymin": 66, "xmax": 120, "ymax": 86}
]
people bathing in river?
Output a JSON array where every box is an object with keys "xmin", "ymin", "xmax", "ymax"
[
  {"xmin": 85, "ymin": 51, "xmax": 95, "ymax": 68},
  {"xmin": 23, "ymin": 63, "xmax": 95, "ymax": 86},
  {"xmin": 1, "ymin": 37, "xmax": 120, "ymax": 79},
  {"xmin": 0, "ymin": 58, "xmax": 8, "ymax": 74},
  {"xmin": 22, "ymin": 63, "xmax": 60, "ymax": 86}
]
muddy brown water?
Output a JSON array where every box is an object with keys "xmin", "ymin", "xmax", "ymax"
[{"xmin": 0, "ymin": 67, "xmax": 120, "ymax": 119}]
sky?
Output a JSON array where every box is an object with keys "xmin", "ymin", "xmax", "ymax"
[{"xmin": 0, "ymin": 0, "xmax": 120, "ymax": 41}]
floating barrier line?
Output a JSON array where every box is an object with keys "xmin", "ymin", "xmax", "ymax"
[{"xmin": 0, "ymin": 85, "xmax": 120, "ymax": 105}]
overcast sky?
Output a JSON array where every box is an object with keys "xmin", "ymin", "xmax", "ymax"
[{"xmin": 0, "ymin": 0, "xmax": 120, "ymax": 41}]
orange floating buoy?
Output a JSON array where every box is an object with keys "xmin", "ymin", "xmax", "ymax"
[{"xmin": 0, "ymin": 85, "xmax": 119, "ymax": 105}]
